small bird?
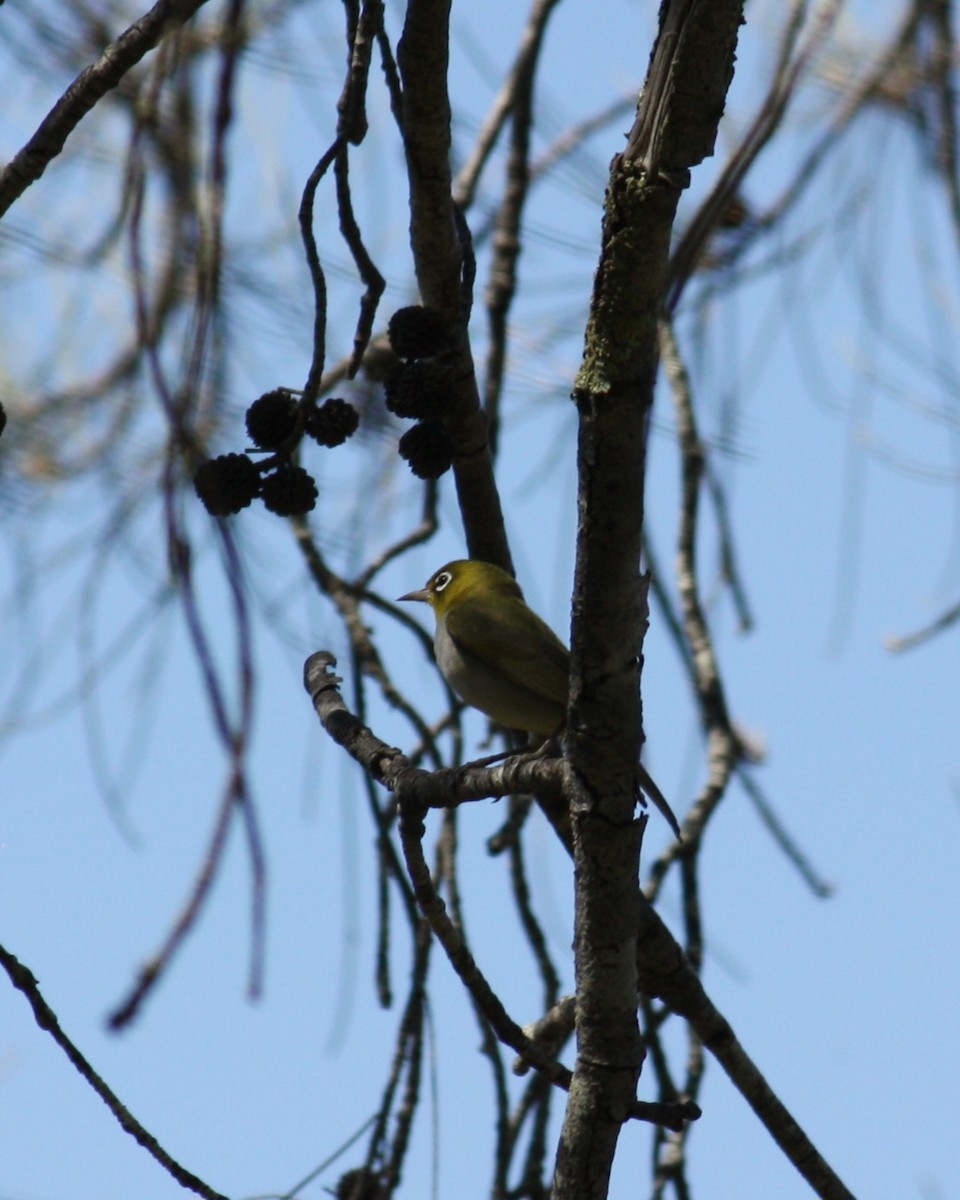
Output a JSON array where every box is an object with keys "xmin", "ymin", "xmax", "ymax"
[{"xmin": 399, "ymin": 559, "xmax": 681, "ymax": 838}]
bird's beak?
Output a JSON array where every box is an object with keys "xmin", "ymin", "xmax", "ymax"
[{"xmin": 398, "ymin": 587, "xmax": 430, "ymax": 603}]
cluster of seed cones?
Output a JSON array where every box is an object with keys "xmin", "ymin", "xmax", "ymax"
[{"xmin": 194, "ymin": 305, "xmax": 457, "ymax": 518}]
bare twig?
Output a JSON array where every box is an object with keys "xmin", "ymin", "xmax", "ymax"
[
  {"xmin": 106, "ymin": 786, "xmax": 236, "ymax": 1029},
  {"xmin": 298, "ymin": 139, "xmax": 344, "ymax": 402},
  {"xmin": 106, "ymin": 146, "xmax": 266, "ymax": 1024},
  {"xmin": 666, "ymin": 0, "xmax": 844, "ymax": 311},
  {"xmin": 356, "ymin": 480, "xmax": 439, "ymax": 588},
  {"xmin": 333, "ymin": 149, "xmax": 386, "ymax": 375},
  {"xmin": 737, "ymin": 767, "xmax": 835, "ymax": 898},
  {"xmin": 0, "ymin": 0, "xmax": 214, "ymax": 218},
  {"xmin": 379, "ymin": 923, "xmax": 432, "ymax": 1193},
  {"xmin": 481, "ymin": 0, "xmax": 562, "ymax": 452},
  {"xmin": 437, "ymin": 808, "xmax": 513, "ymax": 1185},
  {"xmin": 692, "ymin": 2, "xmax": 925, "ymax": 288},
  {"xmin": 660, "ymin": 315, "xmax": 742, "ymax": 839},
  {"xmin": 705, "ymin": 458, "xmax": 755, "ymax": 634},
  {"xmin": 509, "ymin": 819, "xmax": 561, "ymax": 1011},
  {"xmin": 0, "ymin": 943, "xmax": 227, "ymax": 1200},
  {"xmin": 886, "ymin": 594, "xmax": 960, "ymax": 652},
  {"xmin": 451, "ymin": 0, "xmax": 559, "ymax": 212}
]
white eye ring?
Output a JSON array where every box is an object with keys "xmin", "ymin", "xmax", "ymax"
[{"xmin": 434, "ymin": 571, "xmax": 453, "ymax": 592}]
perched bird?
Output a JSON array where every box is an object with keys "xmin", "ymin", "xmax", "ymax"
[{"xmin": 399, "ymin": 559, "xmax": 681, "ymax": 838}]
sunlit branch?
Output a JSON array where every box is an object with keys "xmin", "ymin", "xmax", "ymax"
[
  {"xmin": 666, "ymin": 0, "xmax": 844, "ymax": 311},
  {"xmin": 481, "ymin": 0, "xmax": 560, "ymax": 452},
  {"xmin": 886, "ymin": 593, "xmax": 960, "ymax": 652},
  {"xmin": 659, "ymin": 316, "xmax": 741, "ymax": 838}
]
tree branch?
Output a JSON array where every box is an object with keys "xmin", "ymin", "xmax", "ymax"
[
  {"xmin": 558, "ymin": 3, "xmax": 799, "ymax": 1197},
  {"xmin": 303, "ymin": 652, "xmax": 853, "ymax": 1198},
  {"xmin": 397, "ymin": 0, "xmax": 512, "ymax": 569},
  {"xmin": 0, "ymin": 0, "xmax": 212, "ymax": 218},
  {"xmin": 0, "ymin": 943, "xmax": 227, "ymax": 1200}
]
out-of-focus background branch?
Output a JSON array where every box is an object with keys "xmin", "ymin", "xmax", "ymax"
[{"xmin": 1, "ymin": 1, "xmax": 959, "ymax": 1198}]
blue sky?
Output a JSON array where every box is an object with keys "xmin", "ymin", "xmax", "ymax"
[{"xmin": 2, "ymin": 2, "xmax": 960, "ymax": 1199}]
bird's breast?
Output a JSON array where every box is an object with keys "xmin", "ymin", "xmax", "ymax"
[{"xmin": 434, "ymin": 620, "xmax": 563, "ymax": 736}]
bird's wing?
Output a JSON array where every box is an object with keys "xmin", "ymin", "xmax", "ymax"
[{"xmin": 444, "ymin": 596, "xmax": 570, "ymax": 706}]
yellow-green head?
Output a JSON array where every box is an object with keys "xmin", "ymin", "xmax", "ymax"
[{"xmin": 399, "ymin": 560, "xmax": 523, "ymax": 617}]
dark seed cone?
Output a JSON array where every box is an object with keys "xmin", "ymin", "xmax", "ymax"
[
  {"xmin": 306, "ymin": 397, "xmax": 359, "ymax": 447},
  {"xmin": 383, "ymin": 359, "xmax": 449, "ymax": 420},
  {"xmin": 260, "ymin": 463, "xmax": 318, "ymax": 516},
  {"xmin": 245, "ymin": 389, "xmax": 299, "ymax": 449},
  {"xmin": 387, "ymin": 305, "xmax": 455, "ymax": 360},
  {"xmin": 398, "ymin": 419, "xmax": 453, "ymax": 479},
  {"xmin": 194, "ymin": 453, "xmax": 261, "ymax": 516},
  {"xmin": 336, "ymin": 1167, "xmax": 382, "ymax": 1200},
  {"xmin": 0, "ymin": 402, "xmax": 6, "ymax": 440}
]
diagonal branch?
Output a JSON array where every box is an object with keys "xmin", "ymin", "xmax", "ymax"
[
  {"xmin": 0, "ymin": 943, "xmax": 227, "ymax": 1200},
  {"xmin": 0, "ymin": 0, "xmax": 212, "ymax": 219}
]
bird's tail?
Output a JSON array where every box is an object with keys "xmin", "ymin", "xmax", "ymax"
[{"xmin": 636, "ymin": 761, "xmax": 682, "ymax": 840}]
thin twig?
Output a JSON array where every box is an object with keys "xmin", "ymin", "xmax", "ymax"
[
  {"xmin": 510, "ymin": 821, "xmax": 561, "ymax": 1010},
  {"xmin": 705, "ymin": 458, "xmax": 755, "ymax": 634},
  {"xmin": 666, "ymin": 0, "xmax": 845, "ymax": 311},
  {"xmin": 0, "ymin": 943, "xmax": 227, "ymax": 1200},
  {"xmin": 334, "ymin": 148, "xmax": 386, "ymax": 375},
  {"xmin": 660, "ymin": 316, "xmax": 741, "ymax": 836},
  {"xmin": 108, "ymin": 144, "xmax": 264, "ymax": 1024},
  {"xmin": 737, "ymin": 767, "xmax": 835, "ymax": 898},
  {"xmin": 886, "ymin": 593, "xmax": 960, "ymax": 652},
  {"xmin": 298, "ymin": 139, "xmax": 343, "ymax": 402},
  {"xmin": 438, "ymin": 808, "xmax": 513, "ymax": 1181},
  {"xmin": 356, "ymin": 480, "xmax": 439, "ymax": 588},
  {"xmin": 0, "ymin": 0, "xmax": 214, "ymax": 217},
  {"xmin": 478, "ymin": 0, "xmax": 562, "ymax": 449}
]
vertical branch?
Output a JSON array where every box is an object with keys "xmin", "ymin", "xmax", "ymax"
[
  {"xmin": 299, "ymin": 139, "xmax": 344, "ymax": 402},
  {"xmin": 397, "ymin": 0, "xmax": 511, "ymax": 568},
  {"xmin": 659, "ymin": 316, "xmax": 740, "ymax": 836},
  {"xmin": 396, "ymin": 0, "xmax": 460, "ymax": 312},
  {"xmin": 560, "ymin": 78, "xmax": 683, "ymax": 1200},
  {"xmin": 481, "ymin": 0, "xmax": 562, "ymax": 451},
  {"xmin": 105, "ymin": 64, "xmax": 266, "ymax": 1021},
  {"xmin": 557, "ymin": 5, "xmax": 745, "ymax": 1197}
]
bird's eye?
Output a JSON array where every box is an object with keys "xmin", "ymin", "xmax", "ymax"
[{"xmin": 434, "ymin": 571, "xmax": 453, "ymax": 592}]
